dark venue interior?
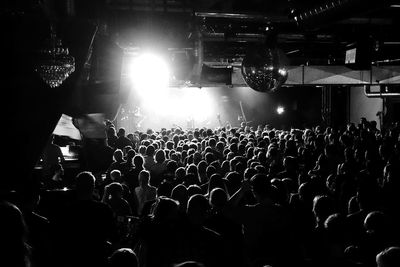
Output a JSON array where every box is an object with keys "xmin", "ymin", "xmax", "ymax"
[{"xmin": 1, "ymin": 1, "xmax": 400, "ymax": 267}]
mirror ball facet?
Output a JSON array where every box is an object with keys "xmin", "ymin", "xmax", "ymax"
[{"xmin": 241, "ymin": 45, "xmax": 288, "ymax": 93}]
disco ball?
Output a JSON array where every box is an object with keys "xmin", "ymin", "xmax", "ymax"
[{"xmin": 241, "ymin": 45, "xmax": 289, "ymax": 93}]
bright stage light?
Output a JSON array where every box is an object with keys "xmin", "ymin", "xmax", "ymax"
[
  {"xmin": 132, "ymin": 85, "xmax": 215, "ymax": 129},
  {"xmin": 152, "ymin": 87, "xmax": 213, "ymax": 120},
  {"xmin": 276, "ymin": 106, "xmax": 285, "ymax": 115},
  {"xmin": 181, "ymin": 88, "xmax": 213, "ymax": 121},
  {"xmin": 126, "ymin": 52, "xmax": 215, "ymax": 128},
  {"xmin": 128, "ymin": 52, "xmax": 170, "ymax": 93}
]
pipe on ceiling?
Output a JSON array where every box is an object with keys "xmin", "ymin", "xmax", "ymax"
[
  {"xmin": 194, "ymin": 12, "xmax": 270, "ymax": 21},
  {"xmin": 293, "ymin": 0, "xmax": 391, "ymax": 29}
]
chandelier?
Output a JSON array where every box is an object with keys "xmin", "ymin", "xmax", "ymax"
[{"xmin": 35, "ymin": 27, "xmax": 75, "ymax": 88}]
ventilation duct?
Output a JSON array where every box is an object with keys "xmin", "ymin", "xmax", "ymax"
[
  {"xmin": 200, "ymin": 64, "xmax": 233, "ymax": 85},
  {"xmin": 292, "ymin": 0, "xmax": 390, "ymax": 29}
]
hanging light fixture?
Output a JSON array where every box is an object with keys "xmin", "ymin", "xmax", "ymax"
[{"xmin": 35, "ymin": 25, "xmax": 75, "ymax": 88}]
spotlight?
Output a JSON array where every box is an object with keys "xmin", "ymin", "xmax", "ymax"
[
  {"xmin": 276, "ymin": 106, "xmax": 285, "ymax": 115},
  {"xmin": 128, "ymin": 52, "xmax": 170, "ymax": 92}
]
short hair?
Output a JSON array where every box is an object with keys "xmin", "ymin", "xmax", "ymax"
[
  {"xmin": 313, "ymin": 195, "xmax": 333, "ymax": 220},
  {"xmin": 108, "ymin": 182, "xmax": 123, "ymax": 198},
  {"xmin": 117, "ymin": 128, "xmax": 126, "ymax": 137},
  {"xmin": 187, "ymin": 194, "xmax": 209, "ymax": 216},
  {"xmin": 153, "ymin": 197, "xmax": 180, "ymax": 222},
  {"xmin": 133, "ymin": 154, "xmax": 144, "ymax": 167},
  {"xmin": 324, "ymin": 213, "xmax": 346, "ymax": 241},
  {"xmin": 76, "ymin": 171, "xmax": 95, "ymax": 194},
  {"xmin": 108, "ymin": 248, "xmax": 138, "ymax": 267},
  {"xmin": 209, "ymin": 188, "xmax": 228, "ymax": 208},
  {"xmin": 376, "ymin": 247, "xmax": 400, "ymax": 267},
  {"xmin": 155, "ymin": 149, "xmax": 166, "ymax": 163},
  {"xmin": 186, "ymin": 164, "xmax": 198, "ymax": 176},
  {"xmin": 110, "ymin": 169, "xmax": 121, "ymax": 180},
  {"xmin": 138, "ymin": 145, "xmax": 146, "ymax": 155},
  {"xmin": 166, "ymin": 141, "xmax": 174, "ymax": 150},
  {"xmin": 126, "ymin": 149, "xmax": 136, "ymax": 159},
  {"xmin": 197, "ymin": 160, "xmax": 207, "ymax": 173},
  {"xmin": 250, "ymin": 174, "xmax": 271, "ymax": 196},
  {"xmin": 145, "ymin": 145, "xmax": 155, "ymax": 156},
  {"xmin": 113, "ymin": 149, "xmax": 124, "ymax": 161},
  {"xmin": 166, "ymin": 160, "xmax": 178, "ymax": 173},
  {"xmin": 174, "ymin": 261, "xmax": 205, "ymax": 267},
  {"xmin": 364, "ymin": 211, "xmax": 387, "ymax": 233},
  {"xmin": 171, "ymin": 184, "xmax": 188, "ymax": 203}
]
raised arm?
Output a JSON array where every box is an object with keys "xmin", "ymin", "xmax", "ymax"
[{"xmin": 227, "ymin": 179, "xmax": 251, "ymax": 207}]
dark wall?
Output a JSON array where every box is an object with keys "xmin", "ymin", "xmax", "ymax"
[{"xmin": 1, "ymin": 5, "xmax": 117, "ymax": 191}]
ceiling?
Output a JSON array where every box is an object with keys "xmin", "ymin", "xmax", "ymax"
[
  {"xmin": 96, "ymin": 0, "xmax": 400, "ymax": 66},
  {"xmin": 2, "ymin": 0, "xmax": 400, "ymax": 77}
]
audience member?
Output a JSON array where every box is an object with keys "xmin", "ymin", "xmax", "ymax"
[
  {"xmin": 134, "ymin": 170, "xmax": 157, "ymax": 216},
  {"xmin": 13, "ymin": 118, "xmax": 400, "ymax": 267}
]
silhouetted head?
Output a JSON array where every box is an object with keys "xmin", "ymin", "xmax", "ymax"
[
  {"xmin": 133, "ymin": 154, "xmax": 144, "ymax": 168},
  {"xmin": 138, "ymin": 170, "xmax": 151, "ymax": 187},
  {"xmin": 376, "ymin": 247, "xmax": 400, "ymax": 267},
  {"xmin": 0, "ymin": 201, "xmax": 30, "ymax": 267},
  {"xmin": 126, "ymin": 149, "xmax": 136, "ymax": 160},
  {"xmin": 171, "ymin": 184, "xmax": 188, "ymax": 207},
  {"xmin": 174, "ymin": 261, "xmax": 205, "ymax": 267},
  {"xmin": 153, "ymin": 197, "xmax": 180, "ymax": 224},
  {"xmin": 75, "ymin": 171, "xmax": 95, "ymax": 199},
  {"xmin": 109, "ymin": 248, "xmax": 138, "ymax": 267},
  {"xmin": 108, "ymin": 182, "xmax": 123, "ymax": 199},
  {"xmin": 113, "ymin": 149, "xmax": 124, "ymax": 162},
  {"xmin": 117, "ymin": 128, "xmax": 126, "ymax": 137},
  {"xmin": 364, "ymin": 211, "xmax": 388, "ymax": 235},
  {"xmin": 155, "ymin": 149, "xmax": 166, "ymax": 164},
  {"xmin": 145, "ymin": 145, "xmax": 155, "ymax": 157},
  {"xmin": 187, "ymin": 194, "xmax": 210, "ymax": 225},
  {"xmin": 209, "ymin": 188, "xmax": 228, "ymax": 209},
  {"xmin": 324, "ymin": 213, "xmax": 346, "ymax": 243},
  {"xmin": 175, "ymin": 167, "xmax": 186, "ymax": 182},
  {"xmin": 197, "ymin": 160, "xmax": 207, "ymax": 174},
  {"xmin": 157, "ymin": 181, "xmax": 173, "ymax": 197},
  {"xmin": 250, "ymin": 174, "xmax": 271, "ymax": 199},
  {"xmin": 110, "ymin": 169, "xmax": 122, "ymax": 182},
  {"xmin": 186, "ymin": 164, "xmax": 198, "ymax": 177},
  {"xmin": 313, "ymin": 195, "xmax": 334, "ymax": 225}
]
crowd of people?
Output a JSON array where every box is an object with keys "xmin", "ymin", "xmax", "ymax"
[{"xmin": 1, "ymin": 118, "xmax": 400, "ymax": 267}]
